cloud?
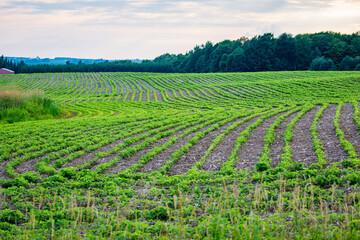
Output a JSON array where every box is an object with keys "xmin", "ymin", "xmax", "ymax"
[{"xmin": 1, "ymin": 0, "xmax": 360, "ymax": 59}]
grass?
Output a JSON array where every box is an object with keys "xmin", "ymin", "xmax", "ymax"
[{"xmin": 0, "ymin": 86, "xmax": 63, "ymax": 123}]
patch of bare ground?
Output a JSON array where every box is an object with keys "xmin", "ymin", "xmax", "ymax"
[
  {"xmin": 102, "ymin": 124, "xmax": 199, "ymax": 175},
  {"xmin": 202, "ymin": 89, "xmax": 221, "ymax": 100},
  {"xmin": 173, "ymin": 89, "xmax": 185, "ymax": 100},
  {"xmin": 179, "ymin": 89, "xmax": 192, "ymax": 100},
  {"xmin": 290, "ymin": 105, "xmax": 322, "ymax": 167},
  {"xmin": 165, "ymin": 89, "xmax": 174, "ymax": 99},
  {"xmin": 225, "ymin": 87, "xmax": 251, "ymax": 98},
  {"xmin": 14, "ymin": 153, "xmax": 52, "ymax": 174},
  {"xmin": 269, "ymin": 111, "xmax": 299, "ymax": 168},
  {"xmin": 115, "ymin": 79, "xmax": 127, "ymax": 98},
  {"xmin": 139, "ymin": 122, "xmax": 217, "ymax": 173},
  {"xmin": 60, "ymin": 131, "xmax": 150, "ymax": 169},
  {"xmin": 187, "ymin": 89, "xmax": 206, "ymax": 101},
  {"xmin": 234, "ymin": 112, "xmax": 287, "ymax": 170},
  {"xmin": 318, "ymin": 104, "xmax": 348, "ymax": 164},
  {"xmin": 168, "ymin": 118, "xmax": 246, "ymax": 176},
  {"xmin": 141, "ymin": 89, "xmax": 148, "ymax": 102},
  {"xmin": 218, "ymin": 87, "xmax": 243, "ymax": 99},
  {"xmin": 133, "ymin": 89, "xmax": 140, "ymax": 102},
  {"xmin": 98, "ymin": 74, "xmax": 111, "ymax": 95},
  {"xmin": 340, "ymin": 103, "xmax": 360, "ymax": 155},
  {"xmin": 200, "ymin": 116, "xmax": 261, "ymax": 172},
  {"xmin": 0, "ymin": 161, "xmax": 11, "ymax": 180},
  {"xmin": 140, "ymin": 81, "xmax": 161, "ymax": 102}
]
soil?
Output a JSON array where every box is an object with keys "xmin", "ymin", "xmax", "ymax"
[
  {"xmin": 200, "ymin": 116, "xmax": 261, "ymax": 172},
  {"xmin": 0, "ymin": 161, "xmax": 11, "ymax": 180},
  {"xmin": 234, "ymin": 112, "xmax": 287, "ymax": 170},
  {"xmin": 268, "ymin": 111, "xmax": 299, "ymax": 168},
  {"xmin": 61, "ymin": 131, "xmax": 151, "ymax": 169},
  {"xmin": 139, "ymin": 122, "xmax": 217, "ymax": 173},
  {"xmin": 102, "ymin": 123, "xmax": 201, "ymax": 174},
  {"xmin": 168, "ymin": 117, "xmax": 247, "ymax": 176},
  {"xmin": 340, "ymin": 103, "xmax": 360, "ymax": 155},
  {"xmin": 290, "ymin": 105, "xmax": 322, "ymax": 166},
  {"xmin": 318, "ymin": 104, "xmax": 348, "ymax": 164}
]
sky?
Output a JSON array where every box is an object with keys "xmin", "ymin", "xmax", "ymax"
[{"xmin": 1, "ymin": 0, "xmax": 360, "ymax": 59}]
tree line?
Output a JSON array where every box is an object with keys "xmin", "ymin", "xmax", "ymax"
[
  {"xmin": 3, "ymin": 31, "xmax": 360, "ymax": 74},
  {"xmin": 0, "ymin": 56, "xmax": 25, "ymax": 73}
]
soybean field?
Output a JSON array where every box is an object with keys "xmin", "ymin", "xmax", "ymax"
[{"xmin": 1, "ymin": 71, "xmax": 360, "ymax": 239}]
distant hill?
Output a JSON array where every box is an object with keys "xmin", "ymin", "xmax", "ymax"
[{"xmin": 5, "ymin": 57, "xmax": 142, "ymax": 65}]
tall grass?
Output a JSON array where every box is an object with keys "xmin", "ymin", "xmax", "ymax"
[{"xmin": 0, "ymin": 86, "xmax": 63, "ymax": 123}]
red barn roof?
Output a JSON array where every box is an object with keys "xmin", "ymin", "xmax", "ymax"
[{"xmin": 0, "ymin": 68, "xmax": 15, "ymax": 75}]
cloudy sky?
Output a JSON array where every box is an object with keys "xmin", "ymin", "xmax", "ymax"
[{"xmin": 1, "ymin": 0, "xmax": 360, "ymax": 59}]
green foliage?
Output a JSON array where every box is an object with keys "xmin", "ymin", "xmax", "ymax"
[{"xmin": 310, "ymin": 56, "xmax": 336, "ymax": 71}]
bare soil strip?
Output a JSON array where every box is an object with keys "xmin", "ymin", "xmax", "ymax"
[
  {"xmin": 318, "ymin": 104, "xmax": 348, "ymax": 164},
  {"xmin": 269, "ymin": 112, "xmax": 299, "ymax": 168},
  {"xmin": 15, "ymin": 158, "xmax": 40, "ymax": 174},
  {"xmin": 139, "ymin": 123, "xmax": 216, "ymax": 173},
  {"xmin": 340, "ymin": 103, "xmax": 360, "ymax": 155},
  {"xmin": 168, "ymin": 119, "xmax": 245, "ymax": 176},
  {"xmin": 102, "ymin": 124, "xmax": 201, "ymax": 174},
  {"xmin": 290, "ymin": 106, "xmax": 322, "ymax": 166},
  {"xmin": 234, "ymin": 113, "xmax": 286, "ymax": 170},
  {"xmin": 0, "ymin": 161, "xmax": 11, "ymax": 180},
  {"xmin": 200, "ymin": 117, "xmax": 261, "ymax": 172},
  {"xmin": 59, "ymin": 123, "xmax": 167, "ymax": 169}
]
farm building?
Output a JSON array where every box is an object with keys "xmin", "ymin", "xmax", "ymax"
[{"xmin": 0, "ymin": 68, "xmax": 15, "ymax": 74}]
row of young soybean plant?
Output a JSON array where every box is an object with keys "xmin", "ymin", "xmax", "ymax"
[
  {"xmin": 0, "ymin": 109, "xmax": 193, "ymax": 179},
  {"xmin": 92, "ymin": 106, "xmax": 287, "ymax": 177},
  {"xmin": 76, "ymin": 108, "xmax": 257, "ymax": 175}
]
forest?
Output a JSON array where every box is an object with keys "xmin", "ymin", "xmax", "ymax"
[{"xmin": 2, "ymin": 31, "xmax": 360, "ymax": 73}]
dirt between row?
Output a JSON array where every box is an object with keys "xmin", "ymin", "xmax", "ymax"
[
  {"xmin": 340, "ymin": 103, "xmax": 360, "ymax": 156},
  {"xmin": 234, "ymin": 112, "xmax": 287, "ymax": 170},
  {"xmin": 289, "ymin": 106, "xmax": 322, "ymax": 167},
  {"xmin": 102, "ymin": 120, "xmax": 218, "ymax": 174},
  {"xmin": 199, "ymin": 116, "xmax": 261, "ymax": 172},
  {"xmin": 269, "ymin": 111, "xmax": 300, "ymax": 167},
  {"xmin": 318, "ymin": 104, "xmax": 348, "ymax": 164},
  {"xmin": 168, "ymin": 117, "xmax": 249, "ymax": 176}
]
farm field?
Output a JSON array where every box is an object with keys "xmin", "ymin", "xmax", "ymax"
[{"xmin": 1, "ymin": 71, "xmax": 360, "ymax": 239}]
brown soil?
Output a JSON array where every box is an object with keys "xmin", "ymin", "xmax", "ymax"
[
  {"xmin": 340, "ymin": 103, "xmax": 360, "ymax": 155},
  {"xmin": 141, "ymin": 89, "xmax": 148, "ymax": 102},
  {"xmin": 234, "ymin": 112, "xmax": 287, "ymax": 170},
  {"xmin": 133, "ymin": 89, "xmax": 140, "ymax": 102},
  {"xmin": 165, "ymin": 89, "xmax": 175, "ymax": 99},
  {"xmin": 202, "ymin": 89, "xmax": 222, "ymax": 100},
  {"xmin": 144, "ymin": 79, "xmax": 165, "ymax": 102},
  {"xmin": 173, "ymin": 89, "xmax": 182, "ymax": 99},
  {"xmin": 187, "ymin": 89, "xmax": 207, "ymax": 101},
  {"xmin": 61, "ymin": 131, "xmax": 150, "ymax": 169},
  {"xmin": 269, "ymin": 111, "xmax": 299, "ymax": 168},
  {"xmin": 102, "ymin": 124, "xmax": 199, "ymax": 174},
  {"xmin": 225, "ymin": 87, "xmax": 251, "ymax": 98},
  {"xmin": 179, "ymin": 89, "xmax": 192, "ymax": 99},
  {"xmin": 0, "ymin": 161, "xmax": 11, "ymax": 180},
  {"xmin": 318, "ymin": 104, "xmax": 348, "ymax": 164},
  {"xmin": 290, "ymin": 106, "xmax": 322, "ymax": 166},
  {"xmin": 168, "ymin": 117, "xmax": 246, "ymax": 176},
  {"xmin": 14, "ymin": 154, "xmax": 50, "ymax": 174},
  {"xmin": 218, "ymin": 87, "xmax": 244, "ymax": 99},
  {"xmin": 200, "ymin": 116, "xmax": 261, "ymax": 172},
  {"xmin": 139, "ymin": 123, "xmax": 217, "ymax": 173}
]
